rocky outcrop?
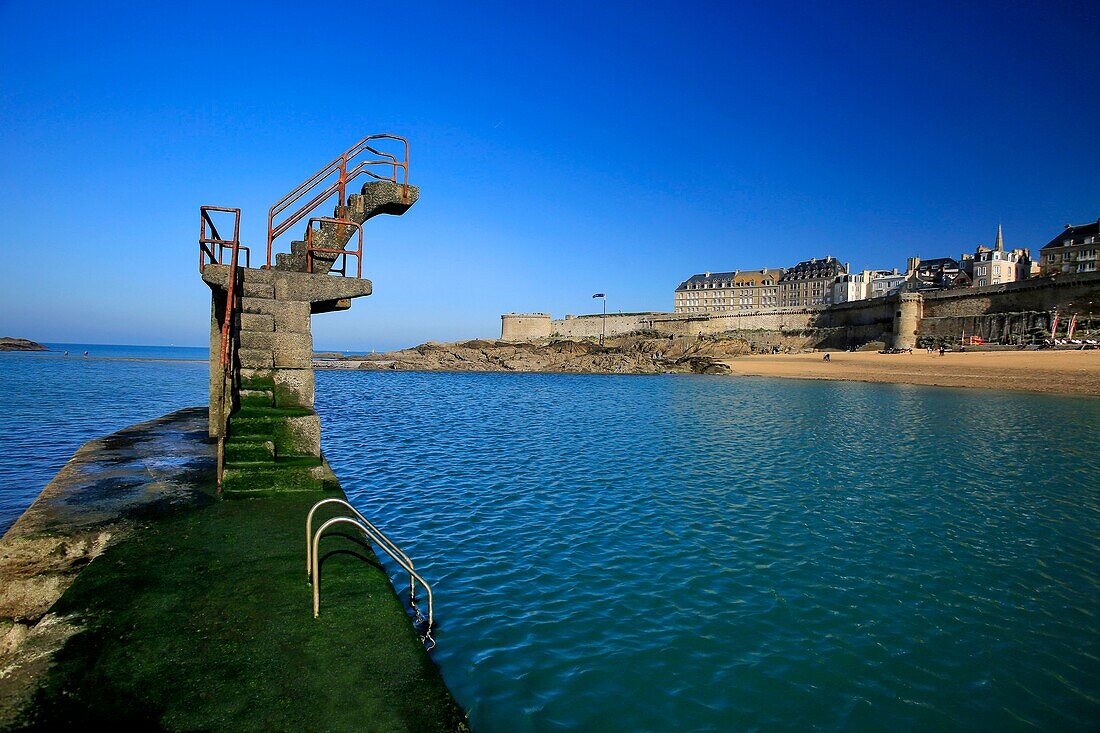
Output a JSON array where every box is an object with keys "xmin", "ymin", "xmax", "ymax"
[
  {"xmin": 317, "ymin": 336, "xmax": 759, "ymax": 375},
  {"xmin": 0, "ymin": 338, "xmax": 46, "ymax": 352}
]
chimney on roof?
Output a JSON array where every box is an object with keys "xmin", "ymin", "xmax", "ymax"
[
  {"xmin": 705, "ymin": 271, "xmax": 710, "ymax": 277},
  {"xmin": 1066, "ymin": 224, "xmax": 1072, "ymax": 229}
]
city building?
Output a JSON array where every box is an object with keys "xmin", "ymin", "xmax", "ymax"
[
  {"xmin": 778, "ymin": 257, "xmax": 847, "ymax": 307},
  {"xmin": 905, "ymin": 256, "xmax": 969, "ymax": 291},
  {"xmin": 833, "ymin": 269, "xmax": 901, "ymax": 303},
  {"xmin": 971, "ymin": 226, "xmax": 1032, "ymax": 287},
  {"xmin": 674, "ymin": 268, "xmax": 784, "ymax": 313},
  {"xmin": 1038, "ymin": 219, "xmax": 1100, "ymax": 277},
  {"xmin": 871, "ymin": 269, "xmax": 906, "ymax": 298}
]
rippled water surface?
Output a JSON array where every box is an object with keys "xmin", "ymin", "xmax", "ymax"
[
  {"xmin": 319, "ymin": 371, "xmax": 1100, "ymax": 732},
  {"xmin": 2, "ymin": 352, "xmax": 1097, "ymax": 730},
  {"xmin": 0, "ymin": 344, "xmax": 207, "ymax": 532}
]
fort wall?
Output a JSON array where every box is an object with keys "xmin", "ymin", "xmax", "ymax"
[
  {"xmin": 500, "ymin": 273, "xmax": 1100, "ymax": 346},
  {"xmin": 500, "ymin": 313, "xmax": 552, "ymax": 341}
]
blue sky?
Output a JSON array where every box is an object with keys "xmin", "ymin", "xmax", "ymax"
[{"xmin": 1, "ymin": 0, "xmax": 1097, "ymax": 350}]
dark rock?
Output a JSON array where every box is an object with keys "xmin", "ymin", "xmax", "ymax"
[{"xmin": 0, "ymin": 338, "xmax": 46, "ymax": 352}]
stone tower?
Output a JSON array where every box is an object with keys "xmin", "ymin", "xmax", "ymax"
[{"xmin": 200, "ymin": 145, "xmax": 417, "ymax": 494}]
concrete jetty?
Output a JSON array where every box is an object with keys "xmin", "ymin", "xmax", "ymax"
[{"xmin": 0, "ymin": 409, "xmax": 466, "ymax": 730}]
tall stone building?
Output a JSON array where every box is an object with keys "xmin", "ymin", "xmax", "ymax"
[
  {"xmin": 674, "ymin": 268, "xmax": 784, "ymax": 313},
  {"xmin": 971, "ymin": 225, "xmax": 1032, "ymax": 286},
  {"xmin": 778, "ymin": 257, "xmax": 847, "ymax": 308},
  {"xmin": 1039, "ymin": 219, "xmax": 1100, "ymax": 276}
]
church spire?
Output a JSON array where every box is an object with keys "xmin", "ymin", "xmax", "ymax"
[{"xmin": 995, "ymin": 223, "xmax": 1004, "ymax": 251}]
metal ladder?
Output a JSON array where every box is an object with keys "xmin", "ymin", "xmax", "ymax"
[{"xmin": 306, "ymin": 498, "xmax": 435, "ymax": 647}]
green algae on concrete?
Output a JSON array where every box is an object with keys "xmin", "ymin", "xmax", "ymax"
[{"xmin": 2, "ymin": 409, "xmax": 467, "ymax": 732}]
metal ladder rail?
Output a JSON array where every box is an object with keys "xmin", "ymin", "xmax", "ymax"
[
  {"xmin": 306, "ymin": 498, "xmax": 417, "ymax": 598},
  {"xmin": 311, "ymin": 516, "xmax": 434, "ymax": 629}
]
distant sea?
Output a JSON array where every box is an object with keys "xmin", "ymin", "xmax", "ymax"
[{"xmin": 0, "ymin": 343, "xmax": 208, "ymax": 532}]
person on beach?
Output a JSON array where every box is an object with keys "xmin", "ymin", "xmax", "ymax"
[{"xmin": 822, "ymin": 353, "xmax": 831, "ymax": 362}]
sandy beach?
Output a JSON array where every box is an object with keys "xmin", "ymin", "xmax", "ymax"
[{"xmin": 720, "ymin": 350, "xmax": 1100, "ymax": 396}]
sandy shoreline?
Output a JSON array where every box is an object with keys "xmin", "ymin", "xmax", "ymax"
[{"xmin": 719, "ymin": 350, "xmax": 1100, "ymax": 397}]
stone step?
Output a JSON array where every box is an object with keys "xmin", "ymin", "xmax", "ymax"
[
  {"xmin": 275, "ymin": 252, "xmax": 307, "ymax": 272},
  {"xmin": 238, "ymin": 297, "xmax": 310, "ymax": 324},
  {"xmin": 239, "ymin": 387, "xmax": 274, "ymax": 408},
  {"xmin": 229, "ymin": 407, "xmax": 321, "ymax": 456},
  {"xmin": 224, "ymin": 437, "xmax": 276, "ymax": 462},
  {"xmin": 238, "ymin": 347, "xmax": 273, "ymax": 369},
  {"xmin": 238, "ymin": 312, "xmax": 274, "ymax": 333},
  {"xmin": 290, "ymin": 240, "xmax": 340, "ymax": 275},
  {"xmin": 238, "ymin": 372, "xmax": 275, "ymax": 391},
  {"xmin": 238, "ymin": 267, "xmax": 274, "ymax": 284},
  {"xmin": 221, "ymin": 458, "xmax": 338, "ymax": 496},
  {"xmin": 242, "ymin": 281, "xmax": 274, "ymax": 299},
  {"xmin": 346, "ymin": 181, "xmax": 419, "ymax": 223},
  {"xmin": 240, "ymin": 368, "xmax": 314, "ymax": 409},
  {"xmin": 237, "ymin": 330, "xmax": 276, "ymax": 352}
]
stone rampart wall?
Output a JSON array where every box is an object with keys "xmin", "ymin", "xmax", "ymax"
[
  {"xmin": 501, "ymin": 299, "xmax": 896, "ymax": 345},
  {"xmin": 916, "ymin": 273, "xmax": 1100, "ymax": 342},
  {"xmin": 922, "ymin": 272, "xmax": 1100, "ymax": 318},
  {"xmin": 919, "ymin": 312, "xmax": 1053, "ymax": 342},
  {"xmin": 547, "ymin": 313, "xmax": 663, "ymax": 339},
  {"xmin": 501, "ymin": 273, "xmax": 1100, "ymax": 345}
]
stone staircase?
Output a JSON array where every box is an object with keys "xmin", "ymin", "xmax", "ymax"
[
  {"xmin": 201, "ymin": 139, "xmax": 418, "ymax": 496},
  {"xmin": 220, "ymin": 267, "xmax": 336, "ymax": 494},
  {"xmin": 274, "ymin": 180, "xmax": 419, "ymax": 274}
]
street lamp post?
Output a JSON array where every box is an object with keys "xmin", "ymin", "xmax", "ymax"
[{"xmin": 592, "ymin": 293, "xmax": 606, "ymax": 346}]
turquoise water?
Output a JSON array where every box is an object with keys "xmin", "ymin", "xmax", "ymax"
[
  {"xmin": 0, "ymin": 345, "xmax": 207, "ymax": 531},
  {"xmin": 318, "ymin": 371, "xmax": 1100, "ymax": 732},
  {"xmin": 1, "ymin": 350, "xmax": 1098, "ymax": 730}
]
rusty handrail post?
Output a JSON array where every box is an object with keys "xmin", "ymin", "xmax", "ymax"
[
  {"xmin": 198, "ymin": 205, "xmax": 243, "ymax": 493},
  {"xmin": 304, "ymin": 217, "xmax": 362, "ymax": 277},
  {"xmin": 338, "ymin": 157, "xmax": 347, "ymax": 209}
]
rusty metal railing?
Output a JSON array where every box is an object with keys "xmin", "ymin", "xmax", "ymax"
[
  {"xmin": 267, "ymin": 134, "xmax": 409, "ymax": 268},
  {"xmin": 199, "ymin": 206, "xmax": 250, "ymax": 272},
  {"xmin": 305, "ymin": 217, "xmax": 364, "ymax": 278},
  {"xmin": 199, "ymin": 206, "xmax": 246, "ymax": 492}
]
